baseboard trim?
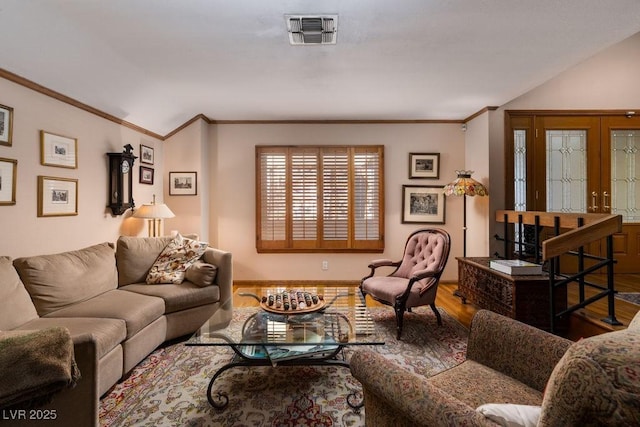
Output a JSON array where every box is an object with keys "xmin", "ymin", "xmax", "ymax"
[
  {"xmin": 234, "ymin": 280, "xmax": 360, "ymax": 287},
  {"xmin": 234, "ymin": 279, "xmax": 458, "ymax": 287}
]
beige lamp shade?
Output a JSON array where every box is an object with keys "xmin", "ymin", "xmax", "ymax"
[
  {"xmin": 133, "ymin": 195, "xmax": 175, "ymax": 236},
  {"xmin": 132, "ymin": 202, "xmax": 175, "ymax": 219}
]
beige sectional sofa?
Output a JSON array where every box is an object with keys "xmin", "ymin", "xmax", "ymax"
[{"xmin": 0, "ymin": 236, "xmax": 233, "ymax": 427}]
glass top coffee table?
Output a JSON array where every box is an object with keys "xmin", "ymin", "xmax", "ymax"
[{"xmin": 186, "ymin": 286, "xmax": 384, "ymax": 411}]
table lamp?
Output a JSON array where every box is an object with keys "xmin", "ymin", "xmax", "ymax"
[{"xmin": 132, "ymin": 194, "xmax": 175, "ymax": 237}]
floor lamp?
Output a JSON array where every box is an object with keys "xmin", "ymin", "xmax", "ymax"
[
  {"xmin": 443, "ymin": 170, "xmax": 488, "ymax": 257},
  {"xmin": 132, "ymin": 195, "xmax": 175, "ymax": 237}
]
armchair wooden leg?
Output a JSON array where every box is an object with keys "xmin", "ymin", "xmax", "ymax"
[
  {"xmin": 394, "ymin": 305, "xmax": 405, "ymax": 340},
  {"xmin": 430, "ymin": 303, "xmax": 442, "ymax": 326}
]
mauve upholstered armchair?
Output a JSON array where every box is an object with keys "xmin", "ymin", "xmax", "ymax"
[{"xmin": 360, "ymin": 228, "xmax": 451, "ymax": 339}]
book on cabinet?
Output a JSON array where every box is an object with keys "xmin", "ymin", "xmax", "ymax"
[{"xmin": 489, "ymin": 259, "xmax": 543, "ymax": 276}]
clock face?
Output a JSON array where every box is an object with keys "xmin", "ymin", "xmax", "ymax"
[{"xmin": 121, "ymin": 160, "xmax": 130, "ymax": 174}]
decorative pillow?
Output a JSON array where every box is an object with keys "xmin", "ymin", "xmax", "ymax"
[
  {"xmin": 146, "ymin": 234, "xmax": 208, "ymax": 284},
  {"xmin": 476, "ymin": 404, "xmax": 541, "ymax": 427},
  {"xmin": 185, "ymin": 260, "xmax": 218, "ymax": 287}
]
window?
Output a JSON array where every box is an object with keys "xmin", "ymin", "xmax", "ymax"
[{"xmin": 256, "ymin": 145, "xmax": 384, "ymax": 252}]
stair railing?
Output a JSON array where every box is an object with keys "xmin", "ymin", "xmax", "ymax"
[{"xmin": 494, "ymin": 210, "xmax": 622, "ymax": 333}]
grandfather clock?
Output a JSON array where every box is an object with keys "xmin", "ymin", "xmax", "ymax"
[{"xmin": 107, "ymin": 144, "xmax": 137, "ymax": 215}]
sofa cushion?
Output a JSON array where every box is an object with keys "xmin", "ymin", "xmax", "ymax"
[
  {"xmin": 13, "ymin": 243, "xmax": 118, "ymax": 316},
  {"xmin": 0, "ymin": 256, "xmax": 39, "ymax": 330},
  {"xmin": 120, "ymin": 282, "xmax": 220, "ymax": 314},
  {"xmin": 539, "ymin": 319, "xmax": 640, "ymax": 426},
  {"xmin": 427, "ymin": 360, "xmax": 543, "ymax": 408},
  {"xmin": 146, "ymin": 234, "xmax": 208, "ymax": 284},
  {"xmin": 116, "ymin": 236, "xmax": 173, "ymax": 286},
  {"xmin": 17, "ymin": 316, "xmax": 126, "ymax": 360},
  {"xmin": 44, "ymin": 290, "xmax": 164, "ymax": 340},
  {"xmin": 185, "ymin": 260, "xmax": 218, "ymax": 287}
]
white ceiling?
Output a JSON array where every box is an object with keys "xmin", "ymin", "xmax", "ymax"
[{"xmin": 2, "ymin": 0, "xmax": 640, "ymax": 136}]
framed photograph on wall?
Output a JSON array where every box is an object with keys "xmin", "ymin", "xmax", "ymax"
[
  {"xmin": 402, "ymin": 185, "xmax": 445, "ymax": 224},
  {"xmin": 140, "ymin": 166, "xmax": 154, "ymax": 185},
  {"xmin": 40, "ymin": 131, "xmax": 78, "ymax": 169},
  {"xmin": 409, "ymin": 152, "xmax": 440, "ymax": 179},
  {"xmin": 38, "ymin": 176, "xmax": 78, "ymax": 217},
  {"xmin": 169, "ymin": 171, "xmax": 197, "ymax": 195},
  {"xmin": 0, "ymin": 157, "xmax": 17, "ymax": 205},
  {"xmin": 0, "ymin": 104, "xmax": 13, "ymax": 146},
  {"xmin": 140, "ymin": 144, "xmax": 154, "ymax": 165}
]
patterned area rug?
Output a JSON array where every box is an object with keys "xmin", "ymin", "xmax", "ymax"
[
  {"xmin": 616, "ymin": 292, "xmax": 640, "ymax": 306},
  {"xmin": 99, "ymin": 307, "xmax": 468, "ymax": 426}
]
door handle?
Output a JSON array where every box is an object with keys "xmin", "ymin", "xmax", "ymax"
[
  {"xmin": 590, "ymin": 191, "xmax": 598, "ymax": 212},
  {"xmin": 603, "ymin": 191, "xmax": 610, "ymax": 212}
]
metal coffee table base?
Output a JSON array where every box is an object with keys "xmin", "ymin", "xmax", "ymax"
[{"xmin": 206, "ymin": 348, "xmax": 364, "ymax": 413}]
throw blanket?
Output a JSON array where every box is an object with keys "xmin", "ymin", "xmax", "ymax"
[{"xmin": 0, "ymin": 327, "xmax": 80, "ymax": 409}]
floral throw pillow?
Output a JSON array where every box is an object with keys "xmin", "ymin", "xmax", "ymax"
[{"xmin": 146, "ymin": 234, "xmax": 208, "ymax": 284}]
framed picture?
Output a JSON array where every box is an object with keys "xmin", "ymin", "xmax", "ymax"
[
  {"xmin": 169, "ymin": 171, "xmax": 197, "ymax": 195},
  {"xmin": 0, "ymin": 157, "xmax": 17, "ymax": 205},
  {"xmin": 140, "ymin": 166, "xmax": 154, "ymax": 184},
  {"xmin": 0, "ymin": 104, "xmax": 13, "ymax": 147},
  {"xmin": 40, "ymin": 131, "xmax": 78, "ymax": 169},
  {"xmin": 402, "ymin": 185, "xmax": 445, "ymax": 224},
  {"xmin": 38, "ymin": 176, "xmax": 78, "ymax": 217},
  {"xmin": 409, "ymin": 152, "xmax": 440, "ymax": 179},
  {"xmin": 140, "ymin": 144, "xmax": 154, "ymax": 165}
]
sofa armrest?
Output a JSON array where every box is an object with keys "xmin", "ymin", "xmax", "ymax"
[
  {"xmin": 202, "ymin": 247, "xmax": 233, "ymax": 324},
  {"xmin": 466, "ymin": 310, "xmax": 572, "ymax": 392},
  {"xmin": 350, "ymin": 350, "xmax": 495, "ymax": 427},
  {"xmin": 5, "ymin": 332, "xmax": 99, "ymax": 427}
]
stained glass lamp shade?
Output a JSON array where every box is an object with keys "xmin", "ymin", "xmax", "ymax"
[{"xmin": 443, "ymin": 170, "xmax": 488, "ymax": 198}]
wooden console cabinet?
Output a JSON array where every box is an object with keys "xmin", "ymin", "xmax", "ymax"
[{"xmin": 456, "ymin": 257, "xmax": 567, "ymax": 332}]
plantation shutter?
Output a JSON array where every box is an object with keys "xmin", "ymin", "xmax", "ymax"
[
  {"xmin": 353, "ymin": 147, "xmax": 383, "ymax": 249},
  {"xmin": 256, "ymin": 145, "xmax": 384, "ymax": 252},
  {"xmin": 257, "ymin": 147, "xmax": 287, "ymax": 250},
  {"xmin": 291, "ymin": 148, "xmax": 318, "ymax": 249},
  {"xmin": 322, "ymin": 148, "xmax": 349, "ymax": 248}
]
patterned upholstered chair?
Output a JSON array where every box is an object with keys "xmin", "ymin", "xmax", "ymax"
[
  {"xmin": 360, "ymin": 228, "xmax": 451, "ymax": 339},
  {"xmin": 350, "ymin": 309, "xmax": 640, "ymax": 426}
]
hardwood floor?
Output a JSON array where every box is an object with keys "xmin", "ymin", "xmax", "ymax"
[{"xmin": 234, "ymin": 274, "xmax": 639, "ymax": 340}]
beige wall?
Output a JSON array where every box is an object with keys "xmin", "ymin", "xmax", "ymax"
[
  {"xmin": 486, "ymin": 31, "xmax": 640, "ymax": 254},
  {"xmin": 212, "ymin": 123, "xmax": 465, "ymax": 282},
  {"xmin": 505, "ymin": 31, "xmax": 640, "ymax": 111},
  {"xmin": 163, "ymin": 119, "xmax": 210, "ymax": 238},
  {"xmin": 3, "ymin": 30, "xmax": 638, "ymax": 277},
  {"xmin": 0, "ymin": 78, "xmax": 163, "ymax": 258},
  {"xmin": 463, "ymin": 114, "xmax": 491, "ymax": 256}
]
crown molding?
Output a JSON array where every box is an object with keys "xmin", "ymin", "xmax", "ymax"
[
  {"xmin": 0, "ymin": 68, "xmax": 165, "ymax": 140},
  {"xmin": 163, "ymin": 114, "xmax": 214, "ymax": 140},
  {"xmin": 210, "ymin": 118, "xmax": 464, "ymax": 124},
  {"xmin": 2, "ymin": 67, "xmax": 479, "ymax": 141},
  {"xmin": 504, "ymin": 109, "xmax": 639, "ymax": 117},
  {"xmin": 463, "ymin": 106, "xmax": 499, "ymax": 123}
]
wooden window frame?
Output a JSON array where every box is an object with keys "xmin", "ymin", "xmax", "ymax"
[{"xmin": 256, "ymin": 145, "xmax": 384, "ymax": 253}]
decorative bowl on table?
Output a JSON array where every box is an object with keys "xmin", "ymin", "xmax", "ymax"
[{"xmin": 259, "ymin": 290, "xmax": 326, "ymax": 314}]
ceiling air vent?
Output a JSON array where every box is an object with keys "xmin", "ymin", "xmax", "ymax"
[{"xmin": 285, "ymin": 15, "xmax": 338, "ymax": 45}]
